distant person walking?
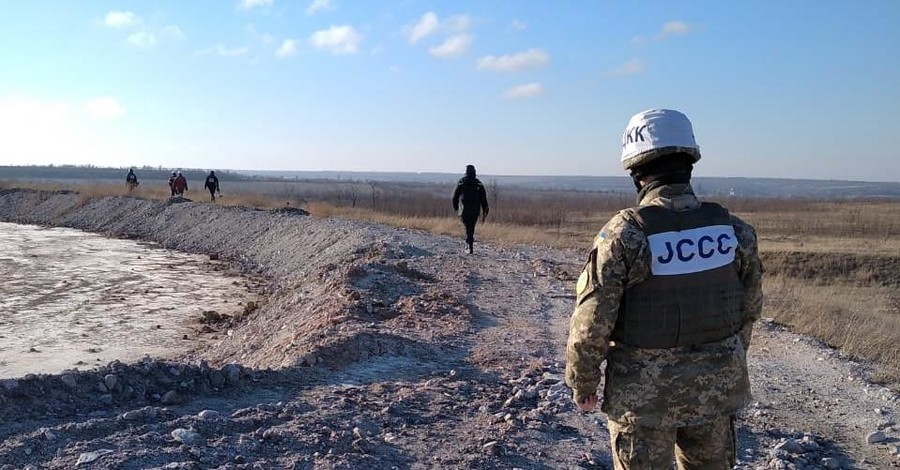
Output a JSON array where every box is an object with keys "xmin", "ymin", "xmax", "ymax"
[
  {"xmin": 172, "ymin": 171, "xmax": 188, "ymax": 198},
  {"xmin": 204, "ymin": 170, "xmax": 221, "ymax": 202},
  {"xmin": 125, "ymin": 169, "xmax": 139, "ymax": 193},
  {"xmin": 451, "ymin": 164, "xmax": 489, "ymax": 254},
  {"xmin": 167, "ymin": 171, "xmax": 177, "ymax": 197}
]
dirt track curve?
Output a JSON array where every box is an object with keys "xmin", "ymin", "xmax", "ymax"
[{"xmin": 0, "ymin": 189, "xmax": 897, "ymax": 469}]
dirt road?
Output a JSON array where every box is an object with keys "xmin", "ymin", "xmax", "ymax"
[{"xmin": 0, "ymin": 189, "xmax": 896, "ymax": 469}]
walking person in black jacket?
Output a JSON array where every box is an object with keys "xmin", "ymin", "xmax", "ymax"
[
  {"xmin": 204, "ymin": 170, "xmax": 220, "ymax": 201},
  {"xmin": 125, "ymin": 169, "xmax": 139, "ymax": 193},
  {"xmin": 452, "ymin": 165, "xmax": 490, "ymax": 254}
]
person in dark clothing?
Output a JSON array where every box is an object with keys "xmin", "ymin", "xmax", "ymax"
[
  {"xmin": 204, "ymin": 170, "xmax": 220, "ymax": 201},
  {"xmin": 451, "ymin": 164, "xmax": 490, "ymax": 254},
  {"xmin": 172, "ymin": 171, "xmax": 188, "ymax": 198},
  {"xmin": 125, "ymin": 169, "xmax": 139, "ymax": 193},
  {"xmin": 168, "ymin": 171, "xmax": 177, "ymax": 197}
]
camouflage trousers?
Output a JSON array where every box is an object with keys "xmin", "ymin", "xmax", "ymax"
[{"xmin": 608, "ymin": 415, "xmax": 736, "ymax": 470}]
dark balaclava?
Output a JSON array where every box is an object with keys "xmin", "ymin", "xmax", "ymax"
[
  {"xmin": 630, "ymin": 152, "xmax": 694, "ymax": 201},
  {"xmin": 465, "ymin": 165, "xmax": 476, "ymax": 178}
]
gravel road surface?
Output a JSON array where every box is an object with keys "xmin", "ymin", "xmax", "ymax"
[{"xmin": 0, "ymin": 189, "xmax": 896, "ymax": 469}]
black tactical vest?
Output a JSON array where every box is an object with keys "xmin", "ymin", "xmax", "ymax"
[{"xmin": 611, "ymin": 202, "xmax": 745, "ymax": 349}]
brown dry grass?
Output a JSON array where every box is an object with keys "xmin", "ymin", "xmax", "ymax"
[
  {"xmin": 306, "ymin": 201, "xmax": 594, "ymax": 249},
  {"xmin": 4, "ymin": 179, "xmax": 900, "ymax": 387},
  {"xmin": 764, "ymin": 275, "xmax": 900, "ymax": 385}
]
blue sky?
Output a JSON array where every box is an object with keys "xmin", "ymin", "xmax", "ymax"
[{"xmin": 1, "ymin": 1, "xmax": 898, "ymax": 181}]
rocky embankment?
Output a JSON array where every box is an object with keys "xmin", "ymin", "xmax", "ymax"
[{"xmin": 0, "ymin": 188, "xmax": 897, "ymax": 469}]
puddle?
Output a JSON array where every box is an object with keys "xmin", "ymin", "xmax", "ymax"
[{"xmin": 0, "ymin": 222, "xmax": 255, "ymax": 379}]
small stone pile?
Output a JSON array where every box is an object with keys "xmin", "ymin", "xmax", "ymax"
[
  {"xmin": 0, "ymin": 358, "xmax": 251, "ymax": 422},
  {"xmin": 736, "ymin": 431, "xmax": 898, "ymax": 470},
  {"xmin": 492, "ymin": 364, "xmax": 574, "ymax": 428}
]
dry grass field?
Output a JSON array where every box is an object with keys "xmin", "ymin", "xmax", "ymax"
[{"xmin": 3, "ymin": 179, "xmax": 899, "ymax": 388}]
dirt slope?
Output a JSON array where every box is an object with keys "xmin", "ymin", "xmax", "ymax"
[{"xmin": 0, "ymin": 189, "xmax": 897, "ymax": 469}]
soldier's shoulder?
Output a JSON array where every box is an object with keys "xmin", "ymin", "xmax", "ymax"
[
  {"xmin": 593, "ymin": 210, "xmax": 644, "ymax": 248},
  {"xmin": 728, "ymin": 213, "xmax": 757, "ymax": 235},
  {"xmin": 727, "ymin": 214, "xmax": 759, "ymax": 250}
]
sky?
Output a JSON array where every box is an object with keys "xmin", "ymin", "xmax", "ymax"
[{"xmin": 1, "ymin": 1, "xmax": 899, "ymax": 182}]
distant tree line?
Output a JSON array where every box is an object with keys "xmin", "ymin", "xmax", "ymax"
[
  {"xmin": 0, "ymin": 165, "xmax": 396, "ymax": 186},
  {"xmin": 0, "ymin": 165, "xmax": 247, "ymax": 182}
]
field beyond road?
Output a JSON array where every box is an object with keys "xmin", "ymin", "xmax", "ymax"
[
  {"xmin": 0, "ymin": 182, "xmax": 898, "ymax": 468},
  {"xmin": 5, "ymin": 178, "xmax": 897, "ymax": 388}
]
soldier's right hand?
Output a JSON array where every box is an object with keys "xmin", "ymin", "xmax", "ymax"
[{"xmin": 576, "ymin": 394, "xmax": 598, "ymax": 412}]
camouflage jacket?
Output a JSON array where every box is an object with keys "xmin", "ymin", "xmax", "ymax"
[{"xmin": 565, "ymin": 183, "xmax": 763, "ymax": 427}]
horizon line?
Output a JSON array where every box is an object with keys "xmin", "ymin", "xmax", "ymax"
[{"xmin": 2, "ymin": 164, "xmax": 899, "ymax": 185}]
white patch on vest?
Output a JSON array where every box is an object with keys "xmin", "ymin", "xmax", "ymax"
[{"xmin": 647, "ymin": 225, "xmax": 737, "ymax": 276}]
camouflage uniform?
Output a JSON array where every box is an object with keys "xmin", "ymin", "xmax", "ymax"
[
  {"xmin": 608, "ymin": 416, "xmax": 736, "ymax": 469},
  {"xmin": 565, "ymin": 183, "xmax": 763, "ymax": 470}
]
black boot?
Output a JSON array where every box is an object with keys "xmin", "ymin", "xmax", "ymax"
[{"xmin": 467, "ymin": 241, "xmax": 473, "ymax": 254}]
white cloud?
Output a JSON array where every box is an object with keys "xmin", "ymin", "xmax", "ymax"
[
  {"xmin": 103, "ymin": 12, "xmax": 184, "ymax": 49},
  {"xmin": 510, "ymin": 19, "xmax": 528, "ymax": 31},
  {"xmin": 408, "ymin": 12, "xmax": 439, "ymax": 44},
  {"xmin": 609, "ymin": 58, "xmax": 645, "ymax": 76},
  {"xmin": 630, "ymin": 21, "xmax": 692, "ymax": 47},
  {"xmin": 309, "ymin": 25, "xmax": 362, "ymax": 54},
  {"xmin": 428, "ymin": 34, "xmax": 472, "ymax": 58},
  {"xmin": 658, "ymin": 21, "xmax": 692, "ymax": 39},
  {"xmin": 276, "ymin": 39, "xmax": 298, "ymax": 58},
  {"xmin": 239, "ymin": 0, "xmax": 273, "ymax": 9},
  {"xmin": 444, "ymin": 15, "xmax": 471, "ymax": 34},
  {"xmin": 503, "ymin": 83, "xmax": 542, "ymax": 99},
  {"xmin": 162, "ymin": 25, "xmax": 186, "ymax": 40},
  {"xmin": 104, "ymin": 11, "xmax": 139, "ymax": 28},
  {"xmin": 84, "ymin": 97, "xmax": 124, "ymax": 119},
  {"xmin": 116, "ymin": 25, "xmax": 182, "ymax": 48},
  {"xmin": 199, "ymin": 44, "xmax": 250, "ymax": 57},
  {"xmin": 476, "ymin": 48, "xmax": 549, "ymax": 72},
  {"xmin": 127, "ymin": 32, "xmax": 156, "ymax": 49},
  {"xmin": 407, "ymin": 12, "xmax": 473, "ymax": 45},
  {"xmin": 261, "ymin": 33, "xmax": 276, "ymax": 44},
  {"xmin": 306, "ymin": 0, "xmax": 333, "ymax": 16}
]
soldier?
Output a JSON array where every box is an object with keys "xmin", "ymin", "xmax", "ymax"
[
  {"xmin": 451, "ymin": 164, "xmax": 489, "ymax": 254},
  {"xmin": 565, "ymin": 109, "xmax": 763, "ymax": 470}
]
